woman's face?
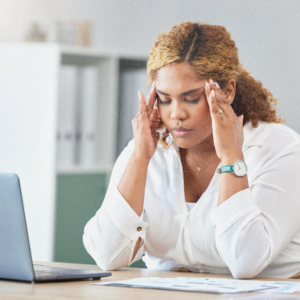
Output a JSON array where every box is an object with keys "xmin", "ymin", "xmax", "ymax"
[{"xmin": 155, "ymin": 62, "xmax": 213, "ymax": 150}]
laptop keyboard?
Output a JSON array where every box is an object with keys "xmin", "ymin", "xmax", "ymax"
[
  {"xmin": 32, "ymin": 264, "xmax": 107, "ymax": 280},
  {"xmin": 35, "ymin": 270, "xmax": 70, "ymax": 276},
  {"xmin": 34, "ymin": 264, "xmax": 82, "ymax": 274}
]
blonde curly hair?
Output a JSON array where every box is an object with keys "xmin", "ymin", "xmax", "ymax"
[{"xmin": 147, "ymin": 22, "xmax": 284, "ymax": 147}]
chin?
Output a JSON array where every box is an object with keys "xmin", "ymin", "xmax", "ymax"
[
  {"xmin": 170, "ymin": 134, "xmax": 196, "ymax": 149},
  {"xmin": 170, "ymin": 132, "xmax": 213, "ymax": 149}
]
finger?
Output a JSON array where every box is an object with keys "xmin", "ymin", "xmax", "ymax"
[
  {"xmin": 147, "ymin": 82, "xmax": 157, "ymax": 114},
  {"xmin": 209, "ymin": 80, "xmax": 232, "ymax": 116},
  {"xmin": 150, "ymin": 106, "xmax": 158, "ymax": 126},
  {"xmin": 212, "ymin": 88, "xmax": 228, "ymax": 116},
  {"xmin": 204, "ymin": 81, "xmax": 212, "ymax": 102},
  {"xmin": 138, "ymin": 91, "xmax": 148, "ymax": 117},
  {"xmin": 208, "ymin": 78, "xmax": 219, "ymax": 94},
  {"xmin": 132, "ymin": 112, "xmax": 139, "ymax": 131},
  {"xmin": 146, "ymin": 81, "xmax": 155, "ymax": 102},
  {"xmin": 213, "ymin": 82, "xmax": 226, "ymax": 104},
  {"xmin": 150, "ymin": 107, "xmax": 158, "ymax": 139},
  {"xmin": 208, "ymin": 89, "xmax": 221, "ymax": 116},
  {"xmin": 205, "ymin": 80, "xmax": 219, "ymax": 97},
  {"xmin": 206, "ymin": 81, "xmax": 228, "ymax": 118},
  {"xmin": 205, "ymin": 82, "xmax": 221, "ymax": 116}
]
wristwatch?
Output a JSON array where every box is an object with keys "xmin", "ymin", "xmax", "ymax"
[{"xmin": 216, "ymin": 160, "xmax": 248, "ymax": 177}]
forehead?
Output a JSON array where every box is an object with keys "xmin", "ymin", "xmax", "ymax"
[{"xmin": 155, "ymin": 62, "xmax": 205, "ymax": 94}]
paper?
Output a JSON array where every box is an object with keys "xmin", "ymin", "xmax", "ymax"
[
  {"xmin": 225, "ymin": 293, "xmax": 300, "ymax": 299},
  {"xmin": 259, "ymin": 282, "xmax": 300, "ymax": 294},
  {"xmin": 94, "ymin": 277, "xmax": 295, "ymax": 294}
]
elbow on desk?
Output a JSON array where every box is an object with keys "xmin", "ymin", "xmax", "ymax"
[
  {"xmin": 230, "ymin": 266, "xmax": 261, "ymax": 279},
  {"xmin": 95, "ymin": 260, "xmax": 120, "ymax": 272},
  {"xmin": 82, "ymin": 232, "xmax": 114, "ymax": 271},
  {"xmin": 228, "ymin": 255, "xmax": 269, "ymax": 279},
  {"xmin": 89, "ymin": 254, "xmax": 130, "ymax": 272},
  {"xmin": 223, "ymin": 247, "xmax": 272, "ymax": 279},
  {"xmin": 82, "ymin": 232, "xmax": 130, "ymax": 271},
  {"xmin": 220, "ymin": 234, "xmax": 274, "ymax": 279}
]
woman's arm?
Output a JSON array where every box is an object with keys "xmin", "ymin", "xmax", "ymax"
[
  {"xmin": 83, "ymin": 84, "xmax": 158, "ymax": 269},
  {"xmin": 117, "ymin": 85, "xmax": 158, "ymax": 259},
  {"xmin": 83, "ymin": 140, "xmax": 148, "ymax": 270},
  {"xmin": 117, "ymin": 154, "xmax": 149, "ymax": 259},
  {"xmin": 210, "ymin": 140, "xmax": 300, "ymax": 278},
  {"xmin": 204, "ymin": 79, "xmax": 248, "ymax": 205},
  {"xmin": 205, "ymin": 80, "xmax": 300, "ymax": 278},
  {"xmin": 218, "ymin": 153, "xmax": 249, "ymax": 206}
]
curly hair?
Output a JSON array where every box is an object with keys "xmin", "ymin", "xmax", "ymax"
[{"xmin": 147, "ymin": 22, "xmax": 284, "ymax": 147}]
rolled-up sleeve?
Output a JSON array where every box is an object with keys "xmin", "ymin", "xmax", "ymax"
[
  {"xmin": 83, "ymin": 140, "xmax": 148, "ymax": 270},
  {"xmin": 210, "ymin": 141, "xmax": 300, "ymax": 279}
]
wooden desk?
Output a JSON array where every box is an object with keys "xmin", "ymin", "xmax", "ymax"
[{"xmin": 0, "ymin": 262, "xmax": 299, "ymax": 300}]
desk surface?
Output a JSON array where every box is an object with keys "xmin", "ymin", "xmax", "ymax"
[{"xmin": 0, "ymin": 262, "xmax": 299, "ymax": 300}]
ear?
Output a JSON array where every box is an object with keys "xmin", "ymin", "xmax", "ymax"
[{"xmin": 224, "ymin": 79, "xmax": 236, "ymax": 105}]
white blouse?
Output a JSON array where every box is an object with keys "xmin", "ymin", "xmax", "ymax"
[{"xmin": 83, "ymin": 121, "xmax": 300, "ymax": 278}]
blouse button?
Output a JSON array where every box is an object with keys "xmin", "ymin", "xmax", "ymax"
[{"xmin": 137, "ymin": 227, "xmax": 142, "ymax": 232}]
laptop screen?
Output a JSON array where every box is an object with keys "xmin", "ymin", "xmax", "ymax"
[{"xmin": 0, "ymin": 173, "xmax": 35, "ymax": 281}]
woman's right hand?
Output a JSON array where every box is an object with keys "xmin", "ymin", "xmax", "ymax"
[{"xmin": 132, "ymin": 82, "xmax": 158, "ymax": 164}]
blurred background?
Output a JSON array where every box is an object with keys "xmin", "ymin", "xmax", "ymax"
[{"xmin": 0, "ymin": 0, "xmax": 299, "ymax": 268}]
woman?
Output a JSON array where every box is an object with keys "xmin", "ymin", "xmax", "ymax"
[{"xmin": 83, "ymin": 22, "xmax": 300, "ymax": 278}]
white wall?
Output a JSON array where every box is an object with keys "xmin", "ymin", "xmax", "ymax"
[
  {"xmin": 0, "ymin": 0, "xmax": 299, "ymax": 131},
  {"xmin": 0, "ymin": 44, "xmax": 59, "ymax": 261}
]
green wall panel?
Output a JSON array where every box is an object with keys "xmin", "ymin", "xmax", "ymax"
[
  {"xmin": 54, "ymin": 173, "xmax": 146, "ymax": 268},
  {"xmin": 54, "ymin": 173, "xmax": 107, "ymax": 264},
  {"xmin": 130, "ymin": 258, "xmax": 146, "ymax": 268}
]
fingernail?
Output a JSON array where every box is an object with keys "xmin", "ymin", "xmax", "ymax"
[
  {"xmin": 211, "ymin": 89, "xmax": 215, "ymax": 98},
  {"xmin": 215, "ymin": 82, "xmax": 220, "ymax": 89},
  {"xmin": 205, "ymin": 82, "xmax": 210, "ymax": 90},
  {"xmin": 209, "ymin": 79, "xmax": 214, "ymax": 84},
  {"xmin": 151, "ymin": 81, "xmax": 155, "ymax": 91}
]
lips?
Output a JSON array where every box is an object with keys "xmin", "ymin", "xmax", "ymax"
[{"xmin": 172, "ymin": 126, "xmax": 191, "ymax": 137}]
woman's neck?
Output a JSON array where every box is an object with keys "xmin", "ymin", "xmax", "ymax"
[{"xmin": 188, "ymin": 134, "xmax": 216, "ymax": 154}]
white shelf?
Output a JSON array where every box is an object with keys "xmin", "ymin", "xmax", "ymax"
[
  {"xmin": 60, "ymin": 45, "xmax": 148, "ymax": 61},
  {"xmin": 56, "ymin": 44, "xmax": 148, "ymax": 175}
]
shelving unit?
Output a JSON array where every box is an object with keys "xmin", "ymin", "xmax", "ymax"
[
  {"xmin": 58, "ymin": 45, "xmax": 148, "ymax": 174},
  {"xmin": 0, "ymin": 42, "xmax": 147, "ymax": 268}
]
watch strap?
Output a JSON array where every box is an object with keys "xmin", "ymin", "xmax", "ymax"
[{"xmin": 220, "ymin": 165, "xmax": 234, "ymax": 173}]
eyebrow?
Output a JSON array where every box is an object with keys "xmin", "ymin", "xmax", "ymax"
[{"xmin": 155, "ymin": 86, "xmax": 204, "ymax": 97}]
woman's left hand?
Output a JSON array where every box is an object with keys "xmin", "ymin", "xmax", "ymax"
[{"xmin": 204, "ymin": 79, "xmax": 244, "ymax": 163}]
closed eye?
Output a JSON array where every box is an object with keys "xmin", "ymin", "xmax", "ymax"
[
  {"xmin": 185, "ymin": 97, "xmax": 200, "ymax": 104},
  {"xmin": 159, "ymin": 97, "xmax": 200, "ymax": 105},
  {"xmin": 158, "ymin": 98, "xmax": 171, "ymax": 105}
]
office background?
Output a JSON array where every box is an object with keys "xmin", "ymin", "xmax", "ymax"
[{"xmin": 0, "ymin": 0, "xmax": 299, "ymax": 268}]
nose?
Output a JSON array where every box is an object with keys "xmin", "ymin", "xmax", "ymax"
[{"xmin": 170, "ymin": 101, "xmax": 187, "ymax": 121}]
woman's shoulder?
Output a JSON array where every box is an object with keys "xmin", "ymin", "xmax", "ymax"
[
  {"xmin": 263, "ymin": 122, "xmax": 300, "ymax": 146},
  {"xmin": 266, "ymin": 121, "xmax": 300, "ymax": 136},
  {"xmin": 244, "ymin": 121, "xmax": 300, "ymax": 153}
]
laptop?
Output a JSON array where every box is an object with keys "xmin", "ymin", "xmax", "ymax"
[{"xmin": 0, "ymin": 173, "xmax": 112, "ymax": 283}]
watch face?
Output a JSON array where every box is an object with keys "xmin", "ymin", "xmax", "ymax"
[{"xmin": 233, "ymin": 160, "xmax": 247, "ymax": 177}]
